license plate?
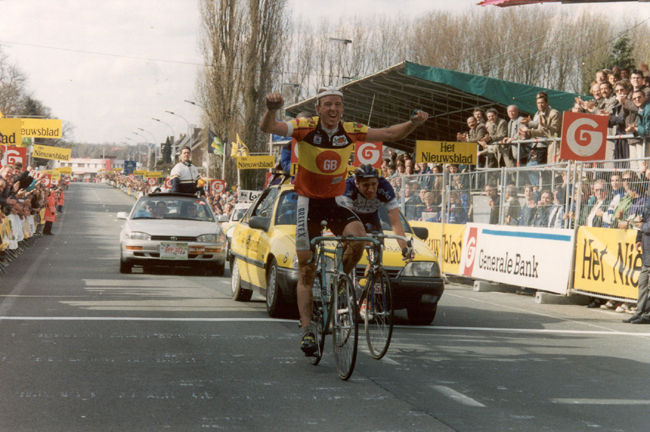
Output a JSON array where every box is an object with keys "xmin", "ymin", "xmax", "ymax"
[{"xmin": 160, "ymin": 242, "xmax": 189, "ymax": 260}]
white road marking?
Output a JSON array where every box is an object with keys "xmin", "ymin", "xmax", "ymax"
[
  {"xmin": 0, "ymin": 316, "xmax": 297, "ymax": 323},
  {"xmin": 430, "ymin": 385, "xmax": 485, "ymax": 407},
  {"xmin": 551, "ymin": 398, "xmax": 650, "ymax": 405},
  {"xmin": 394, "ymin": 325, "xmax": 650, "ymax": 337}
]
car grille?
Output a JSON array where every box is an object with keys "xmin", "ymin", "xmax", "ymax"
[
  {"xmin": 151, "ymin": 236, "xmax": 197, "ymax": 242},
  {"xmin": 355, "ymin": 267, "xmax": 400, "ymax": 281}
]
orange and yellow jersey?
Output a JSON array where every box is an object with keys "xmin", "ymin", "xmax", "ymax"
[{"xmin": 288, "ymin": 117, "xmax": 368, "ymax": 199}]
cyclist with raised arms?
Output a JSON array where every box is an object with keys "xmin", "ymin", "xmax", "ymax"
[{"xmin": 260, "ymin": 87, "xmax": 428, "ymax": 356}]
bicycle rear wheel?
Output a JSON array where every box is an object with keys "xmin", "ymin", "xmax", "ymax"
[
  {"xmin": 364, "ymin": 268, "xmax": 394, "ymax": 360},
  {"xmin": 332, "ymin": 274, "xmax": 358, "ymax": 380}
]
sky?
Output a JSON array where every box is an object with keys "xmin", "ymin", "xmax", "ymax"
[{"xmin": 0, "ymin": 0, "xmax": 649, "ymax": 146}]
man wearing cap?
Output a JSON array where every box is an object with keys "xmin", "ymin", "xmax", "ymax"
[
  {"xmin": 260, "ymin": 87, "xmax": 428, "ymax": 356},
  {"xmin": 170, "ymin": 146, "xmax": 202, "ymax": 194}
]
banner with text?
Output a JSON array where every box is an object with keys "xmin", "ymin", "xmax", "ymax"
[
  {"xmin": 573, "ymin": 226, "xmax": 640, "ymax": 300},
  {"xmin": 458, "ymin": 223, "xmax": 575, "ymax": 294},
  {"xmin": 0, "ymin": 119, "xmax": 22, "ymax": 146},
  {"xmin": 21, "ymin": 119, "xmax": 63, "ymax": 139},
  {"xmin": 410, "ymin": 221, "xmax": 465, "ymax": 275},
  {"xmin": 33, "ymin": 144, "xmax": 71, "ymax": 161},
  {"xmin": 415, "ymin": 140, "xmax": 477, "ymax": 166},
  {"xmin": 238, "ymin": 190, "xmax": 262, "ymax": 203},
  {"xmin": 236, "ymin": 155, "xmax": 275, "ymax": 170}
]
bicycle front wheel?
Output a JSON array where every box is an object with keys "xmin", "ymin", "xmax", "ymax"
[
  {"xmin": 331, "ymin": 274, "xmax": 358, "ymax": 380},
  {"xmin": 364, "ymin": 268, "xmax": 394, "ymax": 360}
]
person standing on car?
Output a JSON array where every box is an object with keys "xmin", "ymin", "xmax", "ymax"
[
  {"xmin": 170, "ymin": 146, "xmax": 201, "ymax": 194},
  {"xmin": 260, "ymin": 87, "xmax": 428, "ymax": 356}
]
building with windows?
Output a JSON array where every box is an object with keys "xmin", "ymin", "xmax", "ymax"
[{"xmin": 53, "ymin": 158, "xmax": 141, "ymax": 180}]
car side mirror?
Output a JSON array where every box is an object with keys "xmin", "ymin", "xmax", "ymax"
[
  {"xmin": 249, "ymin": 216, "xmax": 271, "ymax": 232},
  {"xmin": 117, "ymin": 212, "xmax": 129, "ymax": 220},
  {"xmin": 412, "ymin": 226, "xmax": 428, "ymax": 240}
]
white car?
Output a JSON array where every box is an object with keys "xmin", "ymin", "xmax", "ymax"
[
  {"xmin": 218, "ymin": 202, "xmax": 252, "ymax": 261},
  {"xmin": 118, "ymin": 193, "xmax": 227, "ymax": 275}
]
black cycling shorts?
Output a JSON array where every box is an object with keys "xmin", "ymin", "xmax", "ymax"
[{"xmin": 295, "ymin": 196, "xmax": 360, "ymax": 251}]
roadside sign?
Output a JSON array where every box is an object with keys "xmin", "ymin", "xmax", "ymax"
[
  {"xmin": 353, "ymin": 142, "xmax": 382, "ymax": 167},
  {"xmin": 147, "ymin": 178, "xmax": 157, "ymax": 187},
  {"xmin": 210, "ymin": 179, "xmax": 226, "ymax": 194},
  {"xmin": 560, "ymin": 111, "xmax": 608, "ymax": 161},
  {"xmin": 164, "ymin": 178, "xmax": 172, "ymax": 189}
]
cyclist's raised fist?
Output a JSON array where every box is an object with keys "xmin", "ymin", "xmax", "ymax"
[{"xmin": 266, "ymin": 93, "xmax": 284, "ymax": 111}]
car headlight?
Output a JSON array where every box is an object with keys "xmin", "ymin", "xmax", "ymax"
[
  {"xmin": 124, "ymin": 231, "xmax": 151, "ymax": 241},
  {"xmin": 292, "ymin": 254, "xmax": 299, "ymax": 269},
  {"xmin": 402, "ymin": 261, "xmax": 440, "ymax": 278},
  {"xmin": 198, "ymin": 233, "xmax": 221, "ymax": 243}
]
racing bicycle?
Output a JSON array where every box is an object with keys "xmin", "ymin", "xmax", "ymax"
[
  {"xmin": 307, "ymin": 226, "xmax": 382, "ymax": 380},
  {"xmin": 355, "ymin": 232, "xmax": 413, "ymax": 360}
]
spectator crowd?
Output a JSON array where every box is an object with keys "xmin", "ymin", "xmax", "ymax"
[{"xmin": 0, "ymin": 161, "xmax": 68, "ymax": 274}]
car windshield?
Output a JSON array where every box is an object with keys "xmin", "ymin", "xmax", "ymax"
[
  {"xmin": 275, "ymin": 191, "xmax": 298, "ymax": 225},
  {"xmin": 132, "ymin": 197, "xmax": 214, "ymax": 222},
  {"xmin": 232, "ymin": 207, "xmax": 249, "ymax": 222}
]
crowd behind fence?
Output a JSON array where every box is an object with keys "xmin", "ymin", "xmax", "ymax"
[{"xmin": 394, "ymin": 148, "xmax": 650, "ymax": 235}]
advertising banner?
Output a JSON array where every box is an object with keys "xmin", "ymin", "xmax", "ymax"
[
  {"xmin": 238, "ymin": 190, "xmax": 262, "ymax": 203},
  {"xmin": 21, "ymin": 119, "xmax": 63, "ymax": 139},
  {"xmin": 1, "ymin": 146, "xmax": 28, "ymax": 168},
  {"xmin": 236, "ymin": 155, "xmax": 275, "ymax": 170},
  {"xmin": 210, "ymin": 179, "xmax": 226, "ymax": 194},
  {"xmin": 409, "ymin": 221, "xmax": 465, "ymax": 275},
  {"xmin": 573, "ymin": 226, "xmax": 640, "ymax": 300},
  {"xmin": 133, "ymin": 170, "xmax": 146, "ymax": 176},
  {"xmin": 459, "ymin": 223, "xmax": 575, "ymax": 294},
  {"xmin": 560, "ymin": 112, "xmax": 608, "ymax": 161},
  {"xmin": 352, "ymin": 142, "xmax": 382, "ymax": 168},
  {"xmin": 0, "ymin": 119, "xmax": 22, "ymax": 145},
  {"xmin": 32, "ymin": 144, "xmax": 71, "ymax": 161},
  {"xmin": 146, "ymin": 171, "xmax": 162, "ymax": 178},
  {"xmin": 56, "ymin": 166, "xmax": 72, "ymax": 174},
  {"xmin": 415, "ymin": 140, "xmax": 477, "ymax": 165}
]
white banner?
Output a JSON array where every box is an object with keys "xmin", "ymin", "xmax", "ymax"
[
  {"xmin": 238, "ymin": 190, "xmax": 262, "ymax": 203},
  {"xmin": 459, "ymin": 223, "xmax": 575, "ymax": 294}
]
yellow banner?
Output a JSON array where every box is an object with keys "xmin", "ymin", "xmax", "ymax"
[
  {"xmin": 573, "ymin": 226, "xmax": 640, "ymax": 300},
  {"xmin": 33, "ymin": 144, "xmax": 71, "ymax": 161},
  {"xmin": 415, "ymin": 140, "xmax": 477, "ymax": 166},
  {"xmin": 113, "ymin": 168, "xmax": 122, "ymax": 172},
  {"xmin": 133, "ymin": 170, "xmax": 146, "ymax": 175},
  {"xmin": 0, "ymin": 118, "xmax": 22, "ymax": 146},
  {"xmin": 236, "ymin": 155, "xmax": 275, "ymax": 170},
  {"xmin": 146, "ymin": 171, "xmax": 162, "ymax": 178},
  {"xmin": 409, "ymin": 221, "xmax": 465, "ymax": 275},
  {"xmin": 51, "ymin": 173, "xmax": 61, "ymax": 181},
  {"xmin": 56, "ymin": 166, "xmax": 72, "ymax": 174},
  {"xmin": 21, "ymin": 119, "xmax": 63, "ymax": 138}
]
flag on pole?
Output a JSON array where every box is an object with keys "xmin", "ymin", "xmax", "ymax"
[
  {"xmin": 209, "ymin": 130, "xmax": 224, "ymax": 155},
  {"xmin": 231, "ymin": 133, "xmax": 250, "ymax": 157}
]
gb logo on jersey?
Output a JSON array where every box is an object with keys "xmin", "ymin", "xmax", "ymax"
[
  {"xmin": 353, "ymin": 142, "xmax": 382, "ymax": 168},
  {"xmin": 560, "ymin": 112, "xmax": 607, "ymax": 161},
  {"xmin": 316, "ymin": 151, "xmax": 341, "ymax": 173}
]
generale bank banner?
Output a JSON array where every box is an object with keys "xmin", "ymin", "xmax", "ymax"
[{"xmin": 458, "ymin": 223, "xmax": 575, "ymax": 294}]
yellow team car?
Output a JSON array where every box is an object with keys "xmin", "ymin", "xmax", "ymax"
[{"xmin": 229, "ymin": 182, "xmax": 445, "ymax": 325}]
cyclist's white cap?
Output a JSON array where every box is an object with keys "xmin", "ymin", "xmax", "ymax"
[{"xmin": 316, "ymin": 86, "xmax": 343, "ymax": 103}]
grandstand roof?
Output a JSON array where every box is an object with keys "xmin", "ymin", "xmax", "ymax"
[{"xmin": 284, "ymin": 61, "xmax": 584, "ymax": 153}]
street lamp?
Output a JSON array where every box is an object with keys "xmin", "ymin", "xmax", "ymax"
[
  {"xmin": 138, "ymin": 128, "xmax": 159, "ymax": 166},
  {"xmin": 165, "ymin": 110, "xmax": 192, "ymax": 154},
  {"xmin": 152, "ymin": 117, "xmax": 177, "ymax": 157},
  {"xmin": 328, "ymin": 37, "xmax": 353, "ymax": 86},
  {"xmin": 184, "ymin": 99, "xmax": 206, "ymax": 110}
]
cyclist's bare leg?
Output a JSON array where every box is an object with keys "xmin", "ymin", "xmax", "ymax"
[
  {"xmin": 297, "ymin": 249, "xmax": 316, "ymax": 328},
  {"xmin": 341, "ymin": 221, "xmax": 366, "ymax": 275}
]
